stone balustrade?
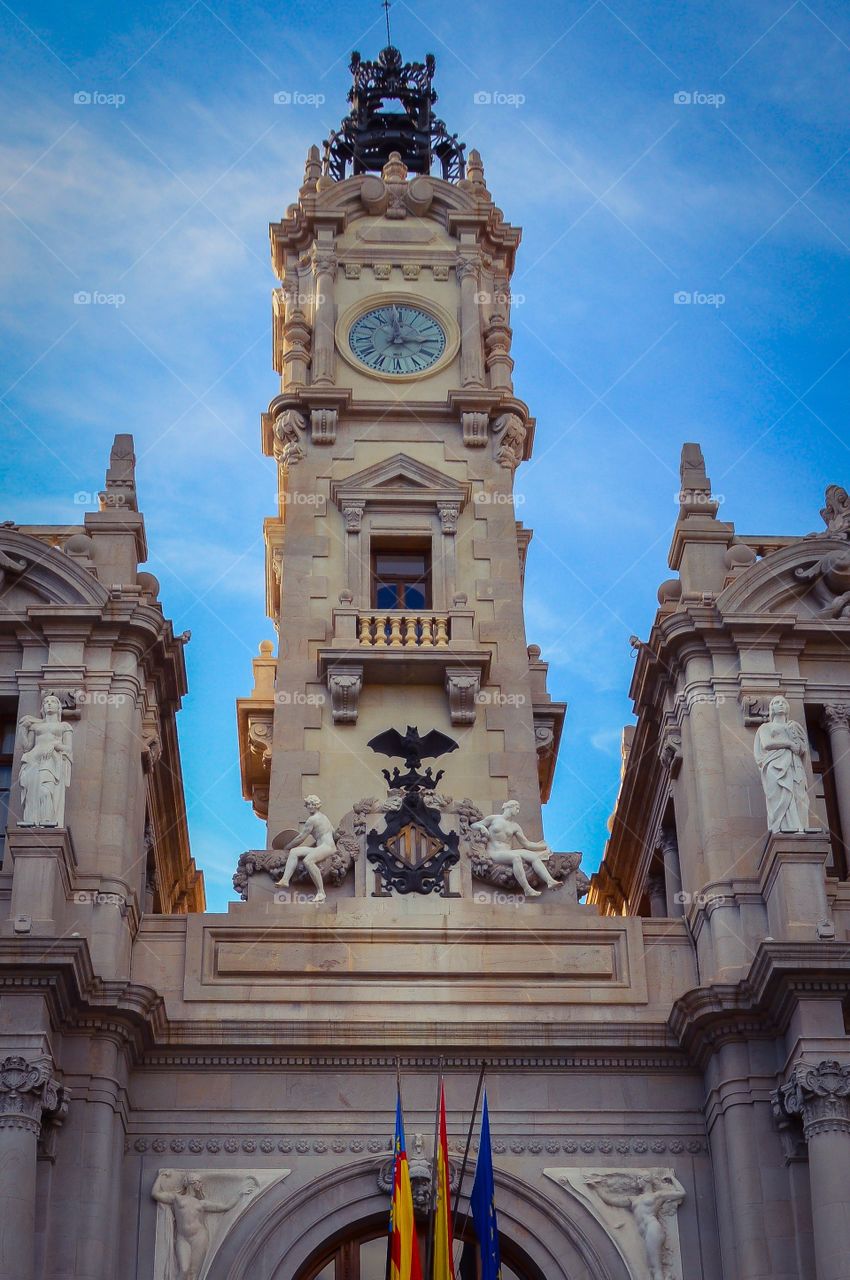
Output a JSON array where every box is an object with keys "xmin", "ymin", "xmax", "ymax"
[{"xmin": 356, "ymin": 611, "xmax": 450, "ymax": 648}]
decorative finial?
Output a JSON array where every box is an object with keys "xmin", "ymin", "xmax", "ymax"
[
  {"xmin": 300, "ymin": 145, "xmax": 321, "ymax": 196},
  {"xmin": 99, "ymin": 434, "xmax": 137, "ymax": 513},
  {"xmin": 466, "ymin": 149, "xmax": 486, "ymax": 187}
]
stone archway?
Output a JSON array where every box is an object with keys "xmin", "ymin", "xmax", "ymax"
[{"xmin": 203, "ymin": 1158, "xmax": 632, "ymax": 1280}]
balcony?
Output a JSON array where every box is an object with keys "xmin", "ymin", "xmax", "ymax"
[
  {"xmin": 317, "ymin": 607, "xmax": 491, "ymax": 724},
  {"xmin": 356, "ymin": 611, "xmax": 451, "ymax": 648}
]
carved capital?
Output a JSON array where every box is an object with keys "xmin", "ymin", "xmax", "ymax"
[
  {"xmin": 0, "ymin": 1056, "xmax": 69, "ymax": 1137},
  {"xmin": 342, "ymin": 503, "xmax": 364, "ymax": 534},
  {"xmin": 310, "ymin": 247, "xmax": 337, "ymax": 280},
  {"xmin": 775, "ymin": 1059, "xmax": 850, "ymax": 1139},
  {"xmin": 445, "ymin": 668, "xmax": 480, "ymax": 725},
  {"xmin": 327, "ymin": 665, "xmax": 363, "ymax": 724},
  {"xmin": 657, "ymin": 828, "xmax": 679, "ymax": 860},
  {"xmin": 456, "ymin": 256, "xmax": 480, "ymax": 285},
  {"xmin": 437, "ymin": 502, "xmax": 460, "ymax": 535},
  {"xmin": 822, "ymin": 703, "xmax": 850, "ymax": 734}
]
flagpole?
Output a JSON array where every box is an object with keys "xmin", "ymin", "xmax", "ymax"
[
  {"xmin": 424, "ymin": 1056, "xmax": 443, "ymax": 1280},
  {"xmin": 451, "ymin": 1060, "xmax": 486, "ymax": 1231},
  {"xmin": 385, "ymin": 1057, "xmax": 402, "ymax": 1280},
  {"xmin": 454, "ymin": 1085, "xmax": 487, "ymax": 1253}
]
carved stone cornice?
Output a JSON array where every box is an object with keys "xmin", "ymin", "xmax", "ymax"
[
  {"xmin": 773, "ymin": 1059, "xmax": 850, "ymax": 1138},
  {"xmin": 0, "ymin": 938, "xmax": 166, "ymax": 1059},
  {"xmin": 670, "ymin": 941, "xmax": 850, "ymax": 1067},
  {"xmin": 0, "ymin": 1055, "xmax": 69, "ymax": 1136}
]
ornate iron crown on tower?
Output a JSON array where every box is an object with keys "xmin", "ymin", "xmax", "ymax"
[{"xmin": 322, "ymin": 46, "xmax": 466, "ymax": 182}]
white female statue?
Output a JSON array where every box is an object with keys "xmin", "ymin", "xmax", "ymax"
[
  {"xmin": 17, "ymin": 694, "xmax": 73, "ymax": 828},
  {"xmin": 753, "ymin": 696, "xmax": 811, "ymax": 833},
  {"xmin": 275, "ymin": 795, "xmax": 337, "ymax": 903},
  {"xmin": 471, "ymin": 799, "xmax": 560, "ymax": 896}
]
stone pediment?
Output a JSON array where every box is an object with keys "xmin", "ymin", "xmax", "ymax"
[
  {"xmin": 329, "ymin": 453, "xmax": 471, "ymax": 511},
  {"xmin": 717, "ymin": 536, "xmax": 850, "ymax": 623},
  {"xmin": 0, "ymin": 528, "xmax": 108, "ymax": 610}
]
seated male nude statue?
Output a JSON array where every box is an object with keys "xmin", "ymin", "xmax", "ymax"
[{"xmin": 471, "ymin": 799, "xmax": 560, "ymax": 896}]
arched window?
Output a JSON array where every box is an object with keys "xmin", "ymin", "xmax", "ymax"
[{"xmin": 297, "ymin": 1219, "xmax": 540, "ymax": 1280}]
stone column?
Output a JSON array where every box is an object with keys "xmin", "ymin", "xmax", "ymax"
[
  {"xmin": 822, "ymin": 704, "xmax": 850, "ymax": 854},
  {"xmin": 646, "ymin": 871, "xmax": 668, "ymax": 916},
  {"xmin": 0, "ymin": 1056, "xmax": 68, "ymax": 1280},
  {"xmin": 456, "ymin": 255, "xmax": 485, "ymax": 388},
  {"xmin": 310, "ymin": 244, "xmax": 337, "ymax": 386},
  {"xmin": 774, "ymin": 1059, "xmax": 850, "ymax": 1280},
  {"xmin": 659, "ymin": 828, "xmax": 684, "ymax": 917}
]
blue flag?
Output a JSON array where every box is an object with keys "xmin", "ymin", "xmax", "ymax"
[{"xmin": 470, "ymin": 1091, "xmax": 501, "ymax": 1280}]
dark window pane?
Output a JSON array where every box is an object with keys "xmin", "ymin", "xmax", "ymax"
[
  {"xmin": 404, "ymin": 585, "xmax": 427, "ymax": 609},
  {"xmin": 376, "ymin": 583, "xmax": 399, "ymax": 609}
]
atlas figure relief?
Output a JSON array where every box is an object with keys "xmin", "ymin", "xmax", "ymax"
[{"xmin": 151, "ymin": 1171, "xmax": 256, "ymax": 1280}]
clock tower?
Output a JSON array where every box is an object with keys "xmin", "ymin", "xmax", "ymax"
[{"xmin": 237, "ymin": 46, "xmax": 568, "ymax": 900}]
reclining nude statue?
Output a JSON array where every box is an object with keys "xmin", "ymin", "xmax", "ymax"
[
  {"xmin": 471, "ymin": 800, "xmax": 560, "ymax": 896},
  {"xmin": 274, "ymin": 795, "xmax": 337, "ymax": 902}
]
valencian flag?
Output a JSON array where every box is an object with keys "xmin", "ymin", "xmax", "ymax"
[
  {"xmin": 432, "ymin": 1081, "xmax": 456, "ymax": 1280},
  {"xmin": 388, "ymin": 1093, "xmax": 422, "ymax": 1280},
  {"xmin": 470, "ymin": 1091, "xmax": 502, "ymax": 1280}
]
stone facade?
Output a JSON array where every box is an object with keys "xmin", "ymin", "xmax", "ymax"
[{"xmin": 1, "ymin": 44, "xmax": 850, "ymax": 1280}]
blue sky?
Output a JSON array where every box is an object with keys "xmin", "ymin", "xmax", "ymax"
[{"xmin": 1, "ymin": 0, "xmax": 849, "ymax": 910}]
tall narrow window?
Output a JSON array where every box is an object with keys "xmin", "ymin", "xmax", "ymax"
[
  {"xmin": 0, "ymin": 706, "xmax": 18, "ymax": 849},
  {"xmin": 807, "ymin": 710, "xmax": 847, "ymax": 878},
  {"xmin": 371, "ymin": 550, "xmax": 431, "ymax": 610}
]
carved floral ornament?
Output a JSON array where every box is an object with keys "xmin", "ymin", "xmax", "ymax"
[
  {"xmin": 0, "ymin": 1055, "xmax": 69, "ymax": 1135},
  {"xmin": 772, "ymin": 1059, "xmax": 850, "ymax": 1138}
]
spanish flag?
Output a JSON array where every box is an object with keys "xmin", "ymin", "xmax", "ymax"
[
  {"xmin": 432, "ymin": 1081, "xmax": 456, "ymax": 1280},
  {"xmin": 388, "ymin": 1093, "xmax": 422, "ymax": 1280}
]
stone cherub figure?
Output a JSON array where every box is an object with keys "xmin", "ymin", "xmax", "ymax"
[
  {"xmin": 585, "ymin": 1170, "xmax": 685, "ymax": 1280},
  {"xmin": 471, "ymin": 799, "xmax": 560, "ymax": 896},
  {"xmin": 17, "ymin": 694, "xmax": 73, "ymax": 828},
  {"xmin": 275, "ymin": 795, "xmax": 337, "ymax": 903},
  {"xmin": 753, "ymin": 696, "xmax": 812, "ymax": 834},
  {"xmin": 151, "ymin": 1171, "xmax": 255, "ymax": 1280}
]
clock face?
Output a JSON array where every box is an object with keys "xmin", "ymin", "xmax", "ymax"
[{"xmin": 348, "ymin": 305, "xmax": 447, "ymax": 376}]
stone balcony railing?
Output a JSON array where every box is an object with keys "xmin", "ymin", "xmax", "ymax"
[
  {"xmin": 356, "ymin": 610, "xmax": 451, "ymax": 648},
  {"xmin": 317, "ymin": 607, "xmax": 489, "ymax": 725}
]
